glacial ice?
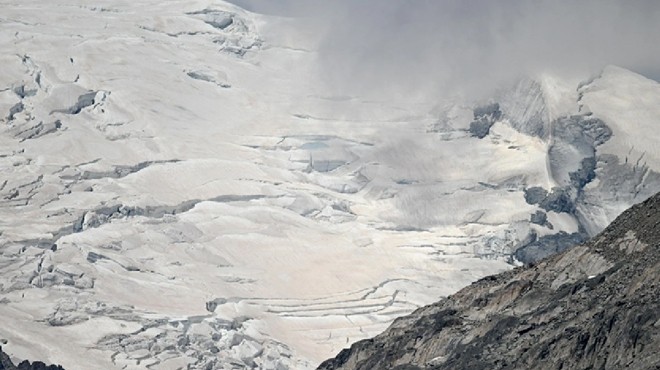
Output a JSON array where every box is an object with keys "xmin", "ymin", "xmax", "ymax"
[{"xmin": 0, "ymin": 1, "xmax": 659, "ymax": 369}]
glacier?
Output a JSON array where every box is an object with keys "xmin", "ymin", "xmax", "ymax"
[{"xmin": 0, "ymin": 1, "xmax": 659, "ymax": 369}]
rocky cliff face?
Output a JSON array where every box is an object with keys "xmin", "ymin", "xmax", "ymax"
[
  {"xmin": 319, "ymin": 192, "xmax": 660, "ymax": 370},
  {"xmin": 0, "ymin": 348, "xmax": 64, "ymax": 370}
]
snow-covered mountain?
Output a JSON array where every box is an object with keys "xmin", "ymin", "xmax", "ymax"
[
  {"xmin": 318, "ymin": 191, "xmax": 660, "ymax": 370},
  {"xmin": 0, "ymin": 1, "xmax": 659, "ymax": 369}
]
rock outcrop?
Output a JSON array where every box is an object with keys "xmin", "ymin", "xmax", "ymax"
[
  {"xmin": 319, "ymin": 192, "xmax": 660, "ymax": 370},
  {"xmin": 0, "ymin": 347, "xmax": 65, "ymax": 370}
]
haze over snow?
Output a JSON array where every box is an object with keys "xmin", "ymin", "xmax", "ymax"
[{"xmin": 0, "ymin": 1, "xmax": 659, "ymax": 369}]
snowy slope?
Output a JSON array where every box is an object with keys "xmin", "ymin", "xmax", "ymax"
[
  {"xmin": 575, "ymin": 66, "xmax": 660, "ymax": 234},
  {"xmin": 0, "ymin": 1, "xmax": 659, "ymax": 369}
]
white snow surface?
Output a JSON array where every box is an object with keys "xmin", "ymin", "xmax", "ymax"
[
  {"xmin": 580, "ymin": 65, "xmax": 660, "ymax": 169},
  {"xmin": 576, "ymin": 66, "xmax": 660, "ymax": 234},
  {"xmin": 0, "ymin": 1, "xmax": 659, "ymax": 369}
]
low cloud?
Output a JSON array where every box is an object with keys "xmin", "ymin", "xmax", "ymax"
[{"xmin": 233, "ymin": 0, "xmax": 660, "ymax": 101}]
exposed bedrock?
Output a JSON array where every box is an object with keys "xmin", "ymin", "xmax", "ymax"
[
  {"xmin": 468, "ymin": 103, "xmax": 502, "ymax": 138},
  {"xmin": 529, "ymin": 210, "xmax": 551, "ymax": 228},
  {"xmin": 524, "ymin": 186, "xmax": 575, "ymax": 214},
  {"xmin": 319, "ymin": 192, "xmax": 660, "ymax": 370},
  {"xmin": 513, "ymin": 230, "xmax": 585, "ymax": 264},
  {"xmin": 0, "ymin": 347, "xmax": 65, "ymax": 370},
  {"xmin": 515, "ymin": 115, "xmax": 619, "ymax": 262},
  {"xmin": 547, "ymin": 115, "xmax": 612, "ymax": 187}
]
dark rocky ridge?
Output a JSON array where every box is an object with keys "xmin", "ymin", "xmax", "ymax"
[
  {"xmin": 0, "ymin": 347, "xmax": 64, "ymax": 370},
  {"xmin": 469, "ymin": 103, "xmax": 502, "ymax": 138},
  {"xmin": 515, "ymin": 115, "xmax": 615, "ymax": 264},
  {"xmin": 319, "ymin": 192, "xmax": 660, "ymax": 370}
]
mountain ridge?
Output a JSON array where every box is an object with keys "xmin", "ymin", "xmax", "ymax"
[
  {"xmin": 0, "ymin": 347, "xmax": 64, "ymax": 370},
  {"xmin": 319, "ymin": 191, "xmax": 660, "ymax": 370}
]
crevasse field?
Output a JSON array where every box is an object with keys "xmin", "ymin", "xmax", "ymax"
[{"xmin": 1, "ymin": 1, "xmax": 659, "ymax": 369}]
